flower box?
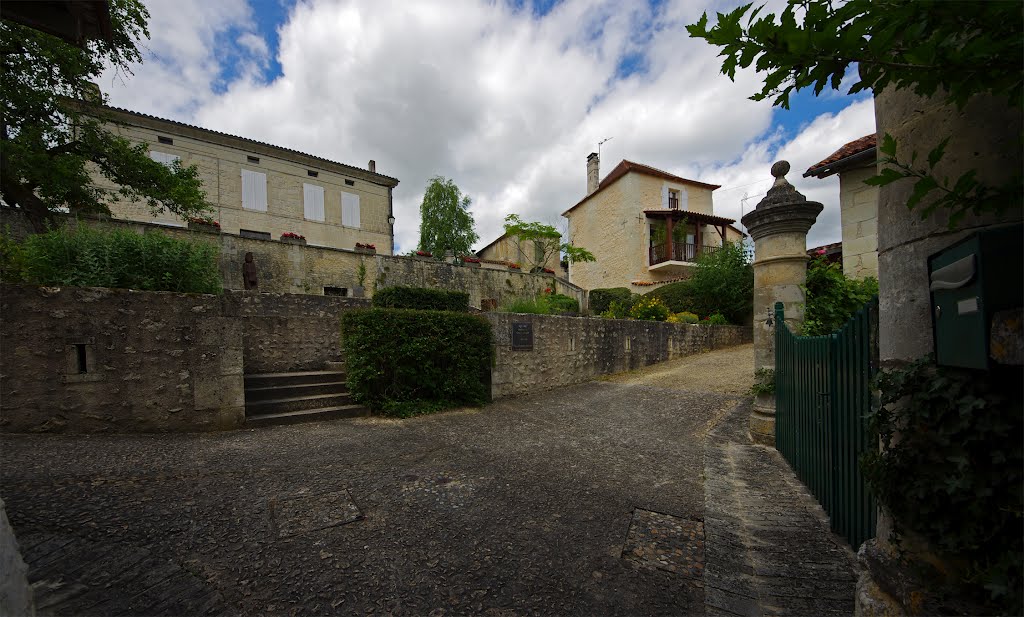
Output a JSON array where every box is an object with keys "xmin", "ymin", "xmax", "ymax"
[
  {"xmin": 508, "ymin": 263, "xmax": 521, "ymax": 270},
  {"xmin": 280, "ymin": 232, "xmax": 306, "ymax": 245},
  {"xmin": 461, "ymin": 257, "xmax": 481, "ymax": 267},
  {"xmin": 188, "ymin": 219, "xmax": 220, "ymax": 234},
  {"xmin": 355, "ymin": 242, "xmax": 376, "ymax": 254}
]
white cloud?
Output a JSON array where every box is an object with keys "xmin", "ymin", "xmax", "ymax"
[{"xmin": 101, "ymin": 0, "xmax": 875, "ymax": 254}]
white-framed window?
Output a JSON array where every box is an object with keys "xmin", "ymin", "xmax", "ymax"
[
  {"xmin": 150, "ymin": 151, "xmax": 180, "ymax": 168},
  {"xmin": 303, "ymin": 183, "xmax": 325, "ymax": 221},
  {"xmin": 341, "ymin": 191, "xmax": 360, "ymax": 228},
  {"xmin": 241, "ymin": 169, "xmax": 267, "ymax": 212},
  {"xmin": 662, "ymin": 185, "xmax": 689, "ymax": 211}
]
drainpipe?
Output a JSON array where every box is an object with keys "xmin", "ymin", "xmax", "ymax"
[{"xmin": 387, "ymin": 187, "xmax": 394, "ymax": 255}]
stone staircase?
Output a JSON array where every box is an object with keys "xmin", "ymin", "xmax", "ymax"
[{"xmin": 243, "ymin": 362, "xmax": 369, "ymax": 427}]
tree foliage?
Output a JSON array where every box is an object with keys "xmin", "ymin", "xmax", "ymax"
[
  {"xmin": 687, "ymin": 0, "xmax": 1022, "ymax": 228},
  {"xmin": 502, "ymin": 214, "xmax": 594, "ymax": 272},
  {"xmin": 0, "ymin": 0, "xmax": 210, "ymax": 232},
  {"xmin": 417, "ymin": 176, "xmax": 478, "ymax": 257},
  {"xmin": 802, "ymin": 255, "xmax": 878, "ymax": 336},
  {"xmin": 646, "ymin": 241, "xmax": 753, "ymax": 324}
]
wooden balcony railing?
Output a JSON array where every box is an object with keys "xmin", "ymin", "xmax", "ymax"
[{"xmin": 649, "ymin": 242, "xmax": 719, "ymax": 265}]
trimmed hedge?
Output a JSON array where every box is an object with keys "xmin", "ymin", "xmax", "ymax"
[
  {"xmin": 589, "ymin": 287, "xmax": 633, "ymax": 314},
  {"xmin": 372, "ymin": 286, "xmax": 469, "ymax": 312},
  {"xmin": 645, "ymin": 281, "xmax": 696, "ymax": 313},
  {"xmin": 341, "ymin": 308, "xmax": 492, "ymax": 416}
]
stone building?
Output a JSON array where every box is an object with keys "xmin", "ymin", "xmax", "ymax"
[
  {"xmin": 561, "ymin": 153, "xmax": 743, "ymax": 291},
  {"xmin": 476, "ymin": 232, "xmax": 562, "ymax": 272},
  {"xmin": 96, "ymin": 106, "xmax": 400, "ymax": 253},
  {"xmin": 803, "ymin": 134, "xmax": 878, "ymax": 279}
]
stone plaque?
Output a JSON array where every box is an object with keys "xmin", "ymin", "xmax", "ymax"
[{"xmin": 511, "ymin": 322, "xmax": 533, "ymax": 351}]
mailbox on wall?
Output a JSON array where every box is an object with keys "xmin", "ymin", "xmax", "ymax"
[{"xmin": 928, "ymin": 224, "xmax": 1022, "ymax": 370}]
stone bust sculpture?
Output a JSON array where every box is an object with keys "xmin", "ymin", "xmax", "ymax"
[{"xmin": 243, "ymin": 252, "xmax": 258, "ymax": 290}]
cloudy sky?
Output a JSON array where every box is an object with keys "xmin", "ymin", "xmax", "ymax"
[{"xmin": 101, "ymin": 0, "xmax": 875, "ymax": 253}]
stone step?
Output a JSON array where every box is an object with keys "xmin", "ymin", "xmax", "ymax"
[
  {"xmin": 244, "ymin": 370, "xmax": 344, "ymax": 389},
  {"xmin": 244, "ymin": 381, "xmax": 348, "ymax": 402},
  {"xmin": 246, "ymin": 392, "xmax": 354, "ymax": 416},
  {"xmin": 244, "ymin": 405, "xmax": 370, "ymax": 428}
]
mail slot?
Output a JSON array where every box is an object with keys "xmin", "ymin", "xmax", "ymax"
[{"xmin": 928, "ymin": 224, "xmax": 1022, "ymax": 369}]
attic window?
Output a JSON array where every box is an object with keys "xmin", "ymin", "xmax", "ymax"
[
  {"xmin": 247, "ymin": 155, "xmax": 260, "ymax": 164},
  {"xmin": 307, "ymin": 170, "xmax": 319, "ymax": 178},
  {"xmin": 344, "ymin": 179, "xmax": 355, "ymax": 186},
  {"xmin": 157, "ymin": 136, "xmax": 173, "ymax": 145}
]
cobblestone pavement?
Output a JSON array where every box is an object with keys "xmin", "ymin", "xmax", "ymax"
[
  {"xmin": 703, "ymin": 399, "xmax": 858, "ymax": 616},
  {"xmin": 1, "ymin": 344, "xmax": 857, "ymax": 615}
]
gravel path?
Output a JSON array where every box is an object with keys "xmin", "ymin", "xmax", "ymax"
[{"xmin": 603, "ymin": 344, "xmax": 755, "ymax": 396}]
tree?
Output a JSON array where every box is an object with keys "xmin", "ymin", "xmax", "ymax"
[
  {"xmin": 502, "ymin": 214, "xmax": 595, "ymax": 272},
  {"xmin": 686, "ymin": 0, "xmax": 1022, "ymax": 227},
  {"xmin": 417, "ymin": 176, "xmax": 478, "ymax": 257},
  {"xmin": 0, "ymin": 0, "xmax": 210, "ymax": 233}
]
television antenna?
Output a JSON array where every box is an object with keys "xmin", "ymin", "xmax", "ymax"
[{"xmin": 598, "ymin": 137, "xmax": 613, "ymax": 158}]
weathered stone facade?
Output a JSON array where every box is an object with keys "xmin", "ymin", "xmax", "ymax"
[
  {"xmin": 838, "ymin": 166, "xmax": 879, "ymax": 279},
  {"xmin": 0, "ymin": 284, "xmax": 245, "ymax": 433},
  {"xmin": 486, "ymin": 313, "xmax": 751, "ymax": 400},
  {"xmin": 94, "ymin": 106, "xmax": 398, "ymax": 253},
  {"xmin": 476, "ymin": 233, "xmax": 562, "ymax": 273}
]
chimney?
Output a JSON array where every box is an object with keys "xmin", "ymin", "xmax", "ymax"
[
  {"xmin": 586, "ymin": 152, "xmax": 600, "ymax": 195},
  {"xmin": 368, "ymin": 159, "xmax": 376, "ymax": 173}
]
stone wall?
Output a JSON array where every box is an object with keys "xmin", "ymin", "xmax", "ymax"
[
  {"xmin": 0, "ymin": 211, "xmax": 586, "ymax": 310},
  {"xmin": 223, "ymin": 291, "xmax": 369, "ymax": 374},
  {"xmin": 838, "ymin": 166, "xmax": 879, "ymax": 279},
  {"xmin": 0, "ymin": 284, "xmax": 244, "ymax": 433},
  {"xmin": 486, "ymin": 313, "xmax": 751, "ymax": 399}
]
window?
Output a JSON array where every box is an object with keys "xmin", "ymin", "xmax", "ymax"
[
  {"xmin": 307, "ymin": 170, "xmax": 319, "ymax": 177},
  {"xmin": 247, "ymin": 155, "xmax": 260, "ymax": 164},
  {"xmin": 668, "ymin": 190, "xmax": 679, "ymax": 210},
  {"xmin": 323, "ymin": 286, "xmax": 347, "ymax": 297},
  {"xmin": 344, "ymin": 179, "xmax": 355, "ymax": 186},
  {"xmin": 303, "ymin": 183, "xmax": 325, "ymax": 221},
  {"xmin": 239, "ymin": 229, "xmax": 271, "ymax": 240},
  {"xmin": 149, "ymin": 151, "xmax": 179, "ymax": 168},
  {"xmin": 241, "ymin": 169, "xmax": 268, "ymax": 211},
  {"xmin": 341, "ymin": 192, "xmax": 360, "ymax": 228},
  {"xmin": 157, "ymin": 136, "xmax": 173, "ymax": 145}
]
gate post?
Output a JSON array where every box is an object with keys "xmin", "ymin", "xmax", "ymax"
[{"xmin": 741, "ymin": 161, "xmax": 823, "ymax": 446}]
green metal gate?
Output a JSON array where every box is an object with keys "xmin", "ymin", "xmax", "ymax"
[{"xmin": 774, "ymin": 297, "xmax": 878, "ymax": 549}]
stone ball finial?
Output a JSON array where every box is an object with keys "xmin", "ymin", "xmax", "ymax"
[
  {"xmin": 771, "ymin": 160, "xmax": 790, "ymax": 179},
  {"xmin": 771, "ymin": 160, "xmax": 791, "ymax": 187}
]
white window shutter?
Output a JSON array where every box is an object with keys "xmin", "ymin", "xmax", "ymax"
[
  {"xmin": 149, "ymin": 151, "xmax": 180, "ymax": 168},
  {"xmin": 679, "ymin": 188, "xmax": 689, "ymax": 211},
  {"xmin": 342, "ymin": 192, "xmax": 360, "ymax": 228},
  {"xmin": 303, "ymin": 183, "xmax": 325, "ymax": 221},
  {"xmin": 241, "ymin": 170, "xmax": 267, "ymax": 212},
  {"xmin": 661, "ymin": 185, "xmax": 669, "ymax": 209}
]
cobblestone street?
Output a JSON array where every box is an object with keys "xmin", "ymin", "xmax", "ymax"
[{"xmin": 1, "ymin": 344, "xmax": 857, "ymax": 615}]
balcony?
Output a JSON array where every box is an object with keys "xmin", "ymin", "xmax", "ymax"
[{"xmin": 649, "ymin": 242, "xmax": 719, "ymax": 271}]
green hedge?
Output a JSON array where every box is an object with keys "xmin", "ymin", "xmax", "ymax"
[
  {"xmin": 341, "ymin": 308, "xmax": 493, "ymax": 416},
  {"xmin": 4, "ymin": 224, "xmax": 221, "ymax": 294},
  {"xmin": 645, "ymin": 281, "xmax": 696, "ymax": 313},
  {"xmin": 372, "ymin": 286, "xmax": 469, "ymax": 312},
  {"xmin": 589, "ymin": 287, "xmax": 633, "ymax": 314}
]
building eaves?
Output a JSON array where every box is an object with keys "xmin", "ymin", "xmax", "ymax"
[
  {"xmin": 562, "ymin": 159, "xmax": 721, "ymax": 217},
  {"xmin": 95, "ymin": 105, "xmax": 400, "ymax": 188},
  {"xmin": 804, "ymin": 134, "xmax": 876, "ymax": 179}
]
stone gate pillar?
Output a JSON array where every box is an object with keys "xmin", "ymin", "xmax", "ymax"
[{"xmin": 741, "ymin": 161, "xmax": 823, "ymax": 446}]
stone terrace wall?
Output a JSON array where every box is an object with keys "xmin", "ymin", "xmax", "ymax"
[
  {"xmin": 0, "ymin": 284, "xmax": 244, "ymax": 433},
  {"xmin": 376, "ymin": 256, "xmax": 587, "ymax": 313},
  {"xmin": 486, "ymin": 313, "xmax": 751, "ymax": 399},
  {"xmin": 0, "ymin": 211, "xmax": 587, "ymax": 310},
  {"xmin": 224, "ymin": 291, "xmax": 368, "ymax": 374}
]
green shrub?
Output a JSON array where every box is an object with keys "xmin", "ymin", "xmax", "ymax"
[
  {"xmin": 341, "ymin": 308, "xmax": 493, "ymax": 415},
  {"xmin": 602, "ymin": 299, "xmax": 633, "ymax": 319},
  {"xmin": 646, "ymin": 281, "xmax": 697, "ymax": 313},
  {"xmin": 546, "ymin": 292, "xmax": 579, "ymax": 315},
  {"xmin": 628, "ymin": 295, "xmax": 671, "ymax": 321},
  {"xmin": 372, "ymin": 286, "xmax": 469, "ymax": 312},
  {"xmin": 590, "ymin": 287, "xmax": 633, "ymax": 314},
  {"xmin": 803, "ymin": 255, "xmax": 879, "ymax": 335},
  {"xmin": 13, "ymin": 224, "xmax": 221, "ymax": 293},
  {"xmin": 749, "ymin": 368, "xmax": 775, "ymax": 396},
  {"xmin": 704, "ymin": 312, "xmax": 729, "ymax": 325},
  {"xmin": 687, "ymin": 241, "xmax": 753, "ymax": 324},
  {"xmin": 502, "ymin": 296, "xmax": 550, "ymax": 314},
  {"xmin": 670, "ymin": 311, "xmax": 699, "ymax": 324}
]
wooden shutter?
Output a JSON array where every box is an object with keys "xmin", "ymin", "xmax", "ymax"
[
  {"xmin": 303, "ymin": 183, "xmax": 325, "ymax": 221},
  {"xmin": 149, "ymin": 151, "xmax": 180, "ymax": 167},
  {"xmin": 341, "ymin": 192, "xmax": 360, "ymax": 228},
  {"xmin": 241, "ymin": 169, "xmax": 267, "ymax": 211}
]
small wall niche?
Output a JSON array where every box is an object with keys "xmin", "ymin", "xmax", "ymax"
[{"xmin": 63, "ymin": 338, "xmax": 104, "ymax": 383}]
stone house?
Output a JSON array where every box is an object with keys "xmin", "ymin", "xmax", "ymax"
[
  {"xmin": 561, "ymin": 153, "xmax": 743, "ymax": 291},
  {"xmin": 476, "ymin": 232, "xmax": 563, "ymax": 272},
  {"xmin": 95, "ymin": 106, "xmax": 400, "ymax": 253},
  {"xmin": 803, "ymin": 134, "xmax": 878, "ymax": 279}
]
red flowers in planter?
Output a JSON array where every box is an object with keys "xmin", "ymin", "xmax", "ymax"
[
  {"xmin": 356, "ymin": 242, "xmax": 376, "ymax": 250},
  {"xmin": 508, "ymin": 263, "xmax": 521, "ymax": 269},
  {"xmin": 416, "ymin": 250, "xmax": 432, "ymax": 257},
  {"xmin": 188, "ymin": 217, "xmax": 220, "ymax": 228},
  {"xmin": 462, "ymin": 256, "xmax": 481, "ymax": 263},
  {"xmin": 281, "ymin": 232, "xmax": 305, "ymax": 240},
  {"xmin": 542, "ymin": 267, "xmax": 555, "ymax": 274}
]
